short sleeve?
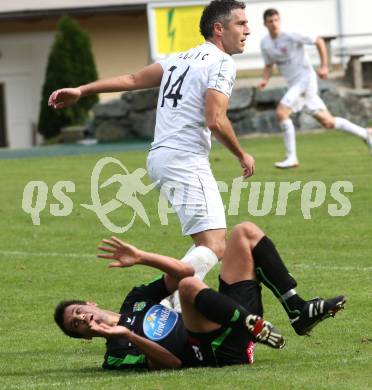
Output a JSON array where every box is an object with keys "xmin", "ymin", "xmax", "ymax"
[
  {"xmin": 156, "ymin": 58, "xmax": 168, "ymax": 71},
  {"xmin": 123, "ymin": 275, "xmax": 170, "ymax": 305},
  {"xmin": 260, "ymin": 41, "xmax": 273, "ymax": 66},
  {"xmin": 289, "ymin": 32, "xmax": 316, "ymax": 45},
  {"xmin": 208, "ymin": 56, "xmax": 236, "ymax": 98}
]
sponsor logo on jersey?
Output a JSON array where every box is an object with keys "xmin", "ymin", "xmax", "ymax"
[
  {"xmin": 133, "ymin": 301, "xmax": 146, "ymax": 312},
  {"xmin": 143, "ymin": 304, "xmax": 178, "ymax": 341}
]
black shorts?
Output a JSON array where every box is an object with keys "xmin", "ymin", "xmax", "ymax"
[{"xmin": 187, "ymin": 277, "xmax": 263, "ymax": 367}]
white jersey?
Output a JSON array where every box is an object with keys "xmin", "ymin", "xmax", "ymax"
[
  {"xmin": 151, "ymin": 42, "xmax": 236, "ymax": 156},
  {"xmin": 260, "ymin": 32, "xmax": 316, "ymax": 85}
]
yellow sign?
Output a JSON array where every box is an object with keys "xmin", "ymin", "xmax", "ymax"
[{"xmin": 151, "ymin": 3, "xmax": 206, "ymax": 58}]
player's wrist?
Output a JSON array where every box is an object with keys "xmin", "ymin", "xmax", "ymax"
[
  {"xmin": 118, "ymin": 327, "xmax": 131, "ymax": 339},
  {"xmin": 136, "ymin": 250, "xmax": 146, "ymax": 264},
  {"xmin": 125, "ymin": 330, "xmax": 137, "ymax": 342},
  {"xmin": 237, "ymin": 151, "xmax": 249, "ymax": 161},
  {"xmin": 77, "ymin": 86, "xmax": 86, "ymax": 97}
]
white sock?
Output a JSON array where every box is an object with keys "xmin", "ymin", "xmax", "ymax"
[
  {"xmin": 181, "ymin": 245, "xmax": 219, "ymax": 280},
  {"xmin": 184, "ymin": 244, "xmax": 196, "ymax": 257},
  {"xmin": 280, "ymin": 119, "xmax": 297, "ymax": 160},
  {"xmin": 161, "ymin": 246, "xmax": 219, "ymax": 312},
  {"xmin": 334, "ymin": 117, "xmax": 367, "ymax": 140}
]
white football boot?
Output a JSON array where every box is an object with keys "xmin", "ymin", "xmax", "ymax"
[
  {"xmin": 366, "ymin": 128, "xmax": 372, "ymax": 155},
  {"xmin": 274, "ymin": 156, "xmax": 299, "ymax": 169}
]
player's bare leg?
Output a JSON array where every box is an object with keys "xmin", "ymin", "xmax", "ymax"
[
  {"xmin": 178, "ymin": 277, "xmax": 221, "ymax": 333},
  {"xmin": 192, "ymin": 228, "xmax": 226, "ymax": 260},
  {"xmin": 275, "ymin": 104, "xmax": 299, "ymax": 169},
  {"xmin": 314, "ymin": 110, "xmax": 372, "ymax": 154},
  {"xmin": 220, "ymin": 222, "xmax": 263, "ymax": 284}
]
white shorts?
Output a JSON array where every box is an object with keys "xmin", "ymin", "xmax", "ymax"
[
  {"xmin": 147, "ymin": 147, "xmax": 226, "ymax": 236},
  {"xmin": 281, "ymin": 73, "xmax": 327, "ymax": 113}
]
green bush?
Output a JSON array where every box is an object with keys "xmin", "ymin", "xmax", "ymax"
[{"xmin": 38, "ymin": 15, "xmax": 98, "ymax": 139}]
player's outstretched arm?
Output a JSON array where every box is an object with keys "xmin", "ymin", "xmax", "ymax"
[
  {"xmin": 98, "ymin": 236, "xmax": 194, "ymax": 280},
  {"xmin": 90, "ymin": 321, "xmax": 182, "ymax": 369},
  {"xmin": 257, "ymin": 64, "xmax": 273, "ymax": 89},
  {"xmin": 48, "ymin": 63, "xmax": 163, "ymax": 109},
  {"xmin": 205, "ymin": 89, "xmax": 255, "ymax": 178},
  {"xmin": 128, "ymin": 331, "xmax": 182, "ymax": 369},
  {"xmin": 315, "ymin": 37, "xmax": 329, "ymax": 79}
]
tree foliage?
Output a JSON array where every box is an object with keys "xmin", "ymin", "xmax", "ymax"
[{"xmin": 38, "ymin": 15, "xmax": 98, "ymax": 139}]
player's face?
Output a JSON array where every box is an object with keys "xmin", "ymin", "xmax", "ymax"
[
  {"xmin": 63, "ymin": 303, "xmax": 117, "ymax": 338},
  {"xmin": 221, "ymin": 8, "xmax": 250, "ymax": 55},
  {"xmin": 264, "ymin": 14, "xmax": 281, "ymax": 36}
]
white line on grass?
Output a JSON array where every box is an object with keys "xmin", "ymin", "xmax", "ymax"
[{"xmin": 1, "ymin": 250, "xmax": 372, "ymax": 272}]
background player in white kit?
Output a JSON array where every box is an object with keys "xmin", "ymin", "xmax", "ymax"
[
  {"xmin": 258, "ymin": 8, "xmax": 372, "ymax": 169},
  {"xmin": 48, "ymin": 0, "xmax": 254, "ymax": 309}
]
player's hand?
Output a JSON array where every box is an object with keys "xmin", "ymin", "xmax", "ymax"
[
  {"xmin": 48, "ymin": 87, "xmax": 82, "ymax": 109},
  {"xmin": 317, "ymin": 65, "xmax": 329, "ymax": 79},
  {"xmin": 239, "ymin": 153, "xmax": 255, "ymax": 178},
  {"xmin": 257, "ymin": 79, "xmax": 268, "ymax": 89},
  {"xmin": 98, "ymin": 236, "xmax": 142, "ymax": 268},
  {"xmin": 89, "ymin": 320, "xmax": 130, "ymax": 338}
]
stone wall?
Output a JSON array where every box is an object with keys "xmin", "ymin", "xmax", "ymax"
[{"xmin": 92, "ymin": 83, "xmax": 372, "ymax": 141}]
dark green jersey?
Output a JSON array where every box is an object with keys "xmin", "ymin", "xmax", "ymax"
[{"xmin": 102, "ymin": 276, "xmax": 206, "ymax": 370}]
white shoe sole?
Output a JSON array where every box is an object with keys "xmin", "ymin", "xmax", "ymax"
[{"xmin": 274, "ymin": 162, "xmax": 300, "ymax": 169}]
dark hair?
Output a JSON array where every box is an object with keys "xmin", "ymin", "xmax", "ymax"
[
  {"xmin": 263, "ymin": 8, "xmax": 280, "ymax": 22},
  {"xmin": 200, "ymin": 0, "xmax": 246, "ymax": 39},
  {"xmin": 54, "ymin": 299, "xmax": 87, "ymax": 338}
]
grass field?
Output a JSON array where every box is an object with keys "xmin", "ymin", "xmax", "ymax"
[{"xmin": 1, "ymin": 131, "xmax": 371, "ymax": 389}]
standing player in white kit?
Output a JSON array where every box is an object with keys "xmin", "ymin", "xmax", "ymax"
[
  {"xmin": 258, "ymin": 8, "xmax": 372, "ymax": 169},
  {"xmin": 48, "ymin": 0, "xmax": 255, "ymax": 309}
]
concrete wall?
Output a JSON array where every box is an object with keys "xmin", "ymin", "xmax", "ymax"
[
  {"xmin": 0, "ymin": 12, "xmax": 149, "ymax": 148},
  {"xmin": 0, "ymin": 0, "xmax": 371, "ymax": 148},
  {"xmin": 0, "ymin": 32, "xmax": 54, "ymax": 148},
  {"xmin": 78, "ymin": 13, "xmax": 150, "ymax": 101}
]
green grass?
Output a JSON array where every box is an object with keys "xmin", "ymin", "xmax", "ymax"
[{"xmin": 1, "ymin": 131, "xmax": 371, "ymax": 389}]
